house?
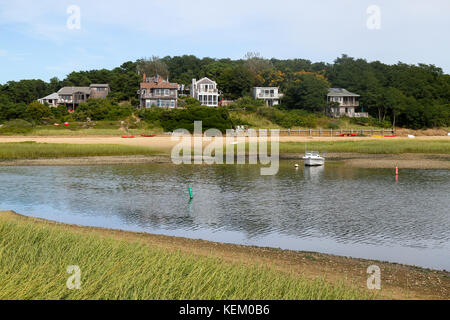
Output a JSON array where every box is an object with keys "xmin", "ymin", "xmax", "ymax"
[
  {"xmin": 38, "ymin": 84, "xmax": 110, "ymax": 110},
  {"xmin": 38, "ymin": 93, "xmax": 59, "ymax": 107},
  {"xmin": 190, "ymin": 77, "xmax": 220, "ymax": 107},
  {"xmin": 327, "ymin": 88, "xmax": 368, "ymax": 118},
  {"xmin": 57, "ymin": 86, "xmax": 91, "ymax": 110},
  {"xmin": 138, "ymin": 74, "xmax": 179, "ymax": 108},
  {"xmin": 89, "ymin": 84, "xmax": 111, "ymax": 99},
  {"xmin": 252, "ymin": 87, "xmax": 283, "ymax": 106}
]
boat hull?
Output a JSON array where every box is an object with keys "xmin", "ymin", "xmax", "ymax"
[{"xmin": 303, "ymin": 158, "xmax": 325, "ymax": 166}]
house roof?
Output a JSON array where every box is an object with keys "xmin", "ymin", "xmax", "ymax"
[
  {"xmin": 39, "ymin": 93, "xmax": 59, "ymax": 100},
  {"xmin": 328, "ymin": 88, "xmax": 360, "ymax": 97},
  {"xmin": 90, "ymin": 84, "xmax": 110, "ymax": 88},
  {"xmin": 195, "ymin": 77, "xmax": 217, "ymax": 85},
  {"xmin": 58, "ymin": 87, "xmax": 91, "ymax": 95},
  {"xmin": 140, "ymin": 77, "xmax": 178, "ymax": 90}
]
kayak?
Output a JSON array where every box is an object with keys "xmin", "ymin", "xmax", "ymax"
[
  {"xmin": 122, "ymin": 136, "xmax": 135, "ymax": 139},
  {"xmin": 141, "ymin": 134, "xmax": 157, "ymax": 137}
]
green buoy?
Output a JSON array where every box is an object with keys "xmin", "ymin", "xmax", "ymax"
[{"xmin": 188, "ymin": 187, "xmax": 194, "ymax": 200}]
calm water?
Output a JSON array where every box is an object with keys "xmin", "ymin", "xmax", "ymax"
[{"xmin": 0, "ymin": 162, "xmax": 449, "ymax": 270}]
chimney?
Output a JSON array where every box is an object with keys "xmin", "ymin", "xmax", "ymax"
[{"xmin": 142, "ymin": 73, "xmax": 146, "ymax": 82}]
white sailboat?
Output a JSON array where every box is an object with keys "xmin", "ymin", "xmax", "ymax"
[{"xmin": 302, "ymin": 151, "xmax": 325, "ymax": 166}]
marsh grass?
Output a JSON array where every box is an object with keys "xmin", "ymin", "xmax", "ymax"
[
  {"xmin": 0, "ymin": 214, "xmax": 374, "ymax": 300},
  {"xmin": 0, "ymin": 142, "xmax": 162, "ymax": 160},
  {"xmin": 279, "ymin": 140, "xmax": 450, "ymax": 154}
]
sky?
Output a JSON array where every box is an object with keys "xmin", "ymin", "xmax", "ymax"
[{"xmin": 0, "ymin": 0, "xmax": 449, "ymax": 84}]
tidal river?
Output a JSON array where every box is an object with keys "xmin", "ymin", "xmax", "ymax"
[{"xmin": 1, "ymin": 162, "xmax": 449, "ymax": 270}]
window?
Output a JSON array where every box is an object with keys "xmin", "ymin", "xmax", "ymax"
[
  {"xmin": 164, "ymin": 89, "xmax": 169, "ymax": 96},
  {"xmin": 208, "ymin": 95, "xmax": 213, "ymax": 104},
  {"xmin": 199, "ymin": 95, "xmax": 203, "ymax": 103}
]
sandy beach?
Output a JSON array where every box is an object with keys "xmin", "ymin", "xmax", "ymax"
[{"xmin": 1, "ymin": 134, "xmax": 449, "ymax": 149}]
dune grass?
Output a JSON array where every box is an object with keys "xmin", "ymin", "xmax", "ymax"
[
  {"xmin": 0, "ymin": 142, "xmax": 162, "ymax": 160},
  {"xmin": 279, "ymin": 139, "xmax": 450, "ymax": 154},
  {"xmin": 1, "ymin": 139, "xmax": 448, "ymax": 161},
  {"xmin": 0, "ymin": 212, "xmax": 374, "ymax": 300}
]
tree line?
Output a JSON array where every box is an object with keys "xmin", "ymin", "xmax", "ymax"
[{"xmin": 0, "ymin": 54, "xmax": 449, "ymax": 129}]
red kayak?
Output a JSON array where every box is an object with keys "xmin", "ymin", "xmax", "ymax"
[
  {"xmin": 122, "ymin": 136, "xmax": 135, "ymax": 139},
  {"xmin": 384, "ymin": 135, "xmax": 397, "ymax": 138},
  {"xmin": 337, "ymin": 133, "xmax": 357, "ymax": 137},
  {"xmin": 141, "ymin": 134, "xmax": 157, "ymax": 137}
]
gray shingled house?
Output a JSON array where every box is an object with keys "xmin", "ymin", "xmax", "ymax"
[{"xmin": 327, "ymin": 88, "xmax": 368, "ymax": 118}]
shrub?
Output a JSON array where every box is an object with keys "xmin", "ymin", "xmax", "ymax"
[
  {"xmin": 256, "ymin": 107, "xmax": 318, "ymax": 128},
  {"xmin": 26, "ymin": 101, "xmax": 52, "ymax": 122},
  {"xmin": 230, "ymin": 97, "xmax": 265, "ymax": 112},
  {"xmin": 141, "ymin": 106, "xmax": 234, "ymax": 133},
  {"xmin": 75, "ymin": 99, "xmax": 133, "ymax": 121},
  {"xmin": 0, "ymin": 119, "xmax": 34, "ymax": 135},
  {"xmin": 327, "ymin": 121, "xmax": 340, "ymax": 130}
]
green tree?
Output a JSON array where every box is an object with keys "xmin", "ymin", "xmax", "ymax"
[
  {"xmin": 283, "ymin": 73, "xmax": 329, "ymax": 112},
  {"xmin": 26, "ymin": 101, "xmax": 52, "ymax": 121},
  {"xmin": 136, "ymin": 56, "xmax": 170, "ymax": 80},
  {"xmin": 218, "ymin": 66, "xmax": 257, "ymax": 100}
]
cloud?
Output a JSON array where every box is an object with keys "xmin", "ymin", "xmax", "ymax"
[{"xmin": 0, "ymin": 0, "xmax": 449, "ymax": 77}]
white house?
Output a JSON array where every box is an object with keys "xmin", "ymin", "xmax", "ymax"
[
  {"xmin": 191, "ymin": 77, "xmax": 220, "ymax": 107},
  {"xmin": 38, "ymin": 93, "xmax": 59, "ymax": 107},
  {"xmin": 327, "ymin": 88, "xmax": 368, "ymax": 118},
  {"xmin": 252, "ymin": 87, "xmax": 283, "ymax": 106}
]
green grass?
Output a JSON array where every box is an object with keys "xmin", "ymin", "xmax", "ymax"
[
  {"xmin": 0, "ymin": 142, "xmax": 162, "ymax": 160},
  {"xmin": 0, "ymin": 214, "xmax": 373, "ymax": 300},
  {"xmin": 279, "ymin": 140, "xmax": 450, "ymax": 154},
  {"xmin": 0, "ymin": 121, "xmax": 165, "ymax": 137}
]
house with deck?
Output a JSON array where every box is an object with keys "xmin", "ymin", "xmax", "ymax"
[
  {"xmin": 38, "ymin": 84, "xmax": 110, "ymax": 110},
  {"xmin": 38, "ymin": 93, "xmax": 59, "ymax": 107},
  {"xmin": 327, "ymin": 88, "xmax": 368, "ymax": 118},
  {"xmin": 190, "ymin": 77, "xmax": 220, "ymax": 107},
  {"xmin": 138, "ymin": 74, "xmax": 179, "ymax": 108},
  {"xmin": 252, "ymin": 87, "xmax": 283, "ymax": 107}
]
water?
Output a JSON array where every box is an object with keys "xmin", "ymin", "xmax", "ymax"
[{"xmin": 0, "ymin": 162, "xmax": 449, "ymax": 270}]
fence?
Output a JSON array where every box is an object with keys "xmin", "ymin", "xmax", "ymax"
[{"xmin": 251, "ymin": 129, "xmax": 396, "ymax": 137}]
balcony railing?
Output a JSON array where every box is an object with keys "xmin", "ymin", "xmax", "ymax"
[
  {"xmin": 140, "ymin": 93, "xmax": 177, "ymax": 99},
  {"xmin": 198, "ymin": 89, "xmax": 219, "ymax": 94},
  {"xmin": 341, "ymin": 102, "xmax": 360, "ymax": 107},
  {"xmin": 258, "ymin": 93, "xmax": 279, "ymax": 98}
]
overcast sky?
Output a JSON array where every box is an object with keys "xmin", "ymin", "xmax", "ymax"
[{"xmin": 0, "ymin": 0, "xmax": 449, "ymax": 83}]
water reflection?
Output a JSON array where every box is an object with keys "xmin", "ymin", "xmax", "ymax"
[
  {"xmin": 304, "ymin": 166, "xmax": 324, "ymax": 182},
  {"xmin": 0, "ymin": 162, "xmax": 449, "ymax": 270}
]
